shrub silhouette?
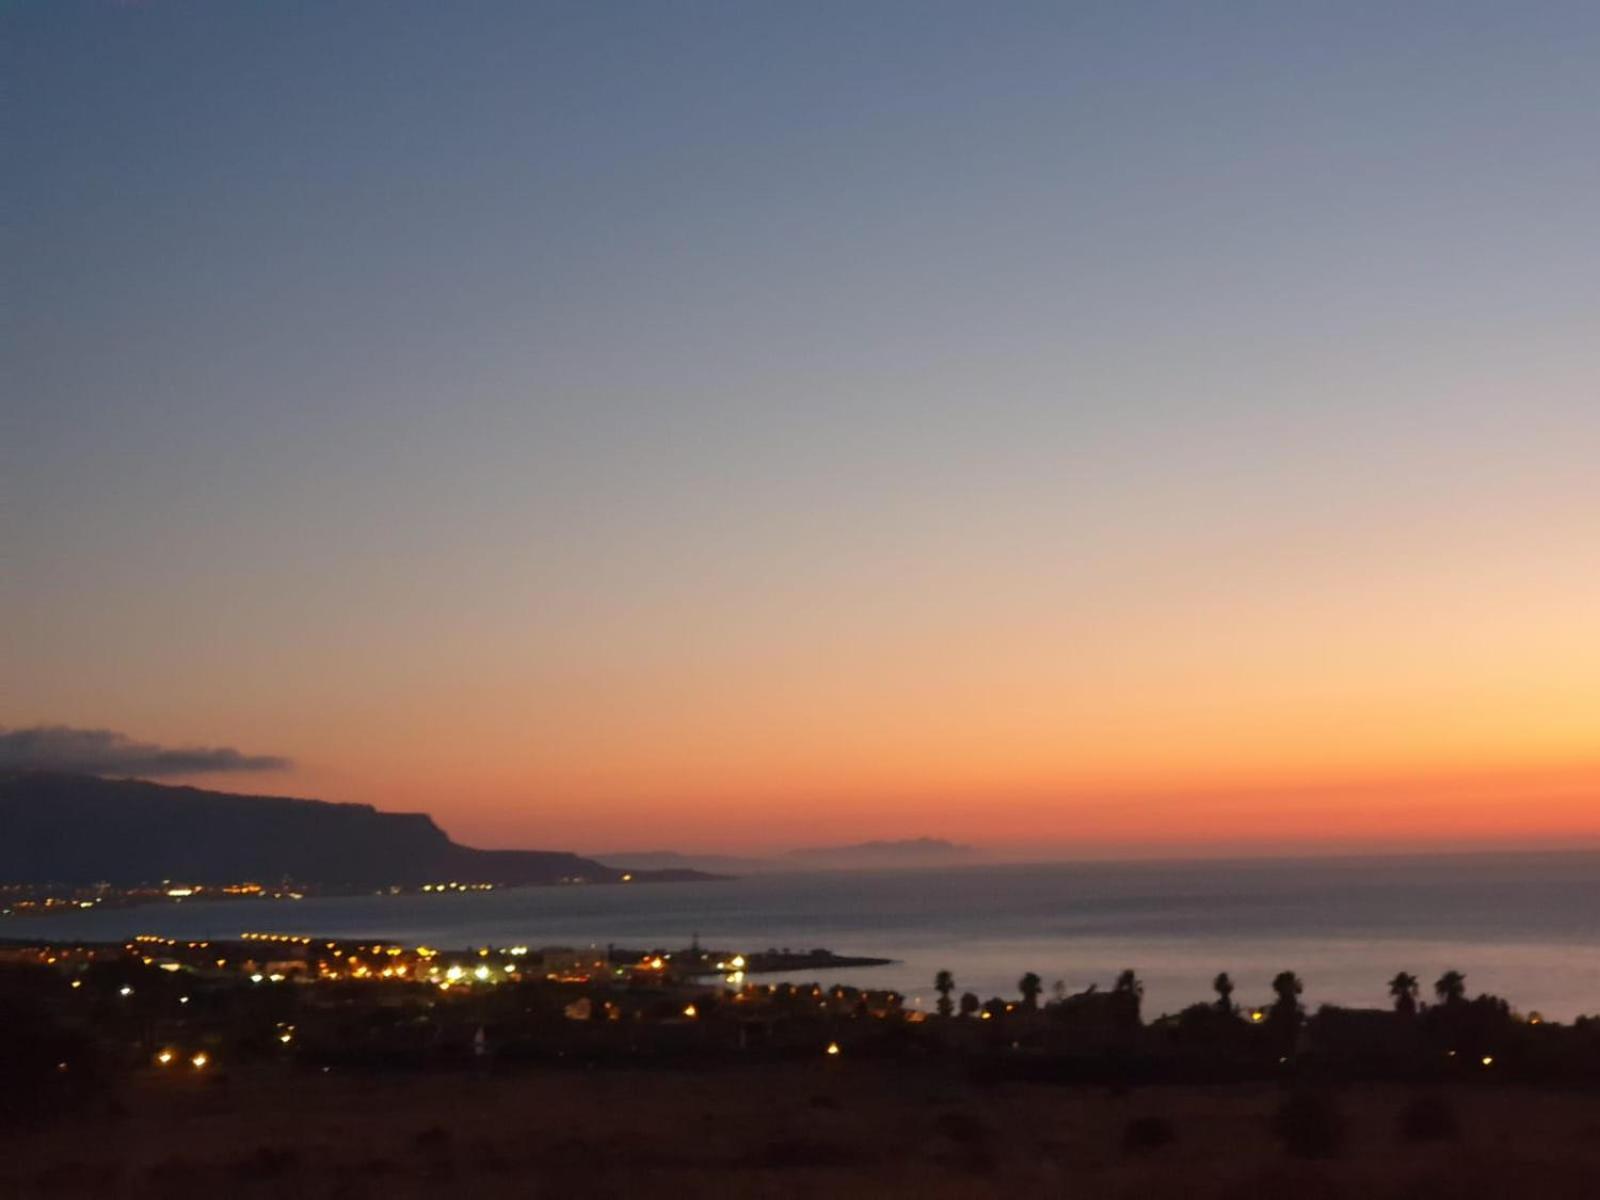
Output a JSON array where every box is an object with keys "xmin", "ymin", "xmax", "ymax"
[{"xmin": 1273, "ymin": 1091, "xmax": 1345, "ymax": 1159}]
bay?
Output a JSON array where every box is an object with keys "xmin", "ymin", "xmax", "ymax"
[{"xmin": 21, "ymin": 851, "xmax": 1600, "ymax": 1018}]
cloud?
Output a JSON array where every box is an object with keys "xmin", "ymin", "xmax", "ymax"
[{"xmin": 0, "ymin": 725, "xmax": 290, "ymax": 777}]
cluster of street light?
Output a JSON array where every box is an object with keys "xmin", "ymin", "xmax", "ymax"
[{"xmin": 154, "ymin": 1048, "xmax": 210, "ymax": 1071}]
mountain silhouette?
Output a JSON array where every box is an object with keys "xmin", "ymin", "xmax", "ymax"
[{"xmin": 0, "ymin": 772, "xmax": 708, "ymax": 889}]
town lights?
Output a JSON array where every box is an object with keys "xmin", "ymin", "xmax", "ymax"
[
  {"xmin": 155, "ymin": 1050, "xmax": 174, "ymax": 1066},
  {"xmin": 190, "ymin": 1053, "xmax": 209, "ymax": 1070},
  {"xmin": 825, "ymin": 1042, "xmax": 841, "ymax": 1057}
]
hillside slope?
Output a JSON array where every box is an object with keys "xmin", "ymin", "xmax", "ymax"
[{"xmin": 0, "ymin": 773, "xmax": 706, "ymax": 888}]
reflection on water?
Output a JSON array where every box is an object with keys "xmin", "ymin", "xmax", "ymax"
[{"xmin": 26, "ymin": 852, "xmax": 1600, "ymax": 1018}]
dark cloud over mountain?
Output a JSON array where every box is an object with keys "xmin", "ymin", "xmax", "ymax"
[{"xmin": 0, "ymin": 725, "xmax": 290, "ymax": 777}]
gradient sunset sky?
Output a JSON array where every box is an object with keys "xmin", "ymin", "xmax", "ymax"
[{"xmin": 8, "ymin": 1, "xmax": 1599, "ymax": 855}]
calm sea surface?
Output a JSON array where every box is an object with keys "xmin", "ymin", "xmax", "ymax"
[{"xmin": 21, "ymin": 854, "xmax": 1600, "ymax": 1018}]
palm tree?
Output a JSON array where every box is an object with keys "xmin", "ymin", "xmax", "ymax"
[
  {"xmin": 934, "ymin": 970, "xmax": 955, "ymax": 1018},
  {"xmin": 1213, "ymin": 972, "xmax": 1235, "ymax": 1014},
  {"xmin": 1269, "ymin": 970, "xmax": 1302, "ymax": 1020},
  {"xmin": 1271, "ymin": 971, "xmax": 1302, "ymax": 1006},
  {"xmin": 1018, "ymin": 972, "xmax": 1043, "ymax": 1012},
  {"xmin": 959, "ymin": 991, "xmax": 980, "ymax": 1019},
  {"xmin": 1388, "ymin": 972, "xmax": 1420, "ymax": 1017},
  {"xmin": 1434, "ymin": 970, "xmax": 1467, "ymax": 1006},
  {"xmin": 1112, "ymin": 969, "xmax": 1144, "ymax": 1032},
  {"xmin": 1268, "ymin": 970, "xmax": 1304, "ymax": 1052}
]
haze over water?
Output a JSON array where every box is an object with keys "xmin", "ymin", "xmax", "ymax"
[{"xmin": 38, "ymin": 853, "xmax": 1600, "ymax": 1020}]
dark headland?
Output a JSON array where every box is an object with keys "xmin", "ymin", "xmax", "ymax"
[{"xmin": 0, "ymin": 772, "xmax": 718, "ymax": 891}]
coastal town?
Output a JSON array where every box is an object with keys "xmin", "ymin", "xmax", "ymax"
[
  {"xmin": 0, "ymin": 877, "xmax": 590, "ymax": 921},
  {"xmin": 6, "ymin": 925, "xmax": 1598, "ymax": 1084},
  {"xmin": 8, "ymin": 926, "xmax": 1600, "ymax": 1196}
]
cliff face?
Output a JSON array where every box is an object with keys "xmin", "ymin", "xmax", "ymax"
[{"xmin": 0, "ymin": 773, "xmax": 621, "ymax": 888}]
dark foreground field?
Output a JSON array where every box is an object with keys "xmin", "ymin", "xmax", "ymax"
[{"xmin": 7, "ymin": 1062, "xmax": 1600, "ymax": 1199}]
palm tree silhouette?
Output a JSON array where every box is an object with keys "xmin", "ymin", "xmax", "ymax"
[
  {"xmin": 1111, "ymin": 969, "xmax": 1144, "ymax": 1032},
  {"xmin": 1269, "ymin": 969, "xmax": 1302, "ymax": 1022},
  {"xmin": 1213, "ymin": 972, "xmax": 1235, "ymax": 1014},
  {"xmin": 1018, "ymin": 972, "xmax": 1043, "ymax": 1012},
  {"xmin": 1388, "ymin": 972, "xmax": 1420, "ymax": 1017},
  {"xmin": 934, "ymin": 970, "xmax": 955, "ymax": 1018},
  {"xmin": 1271, "ymin": 971, "xmax": 1302, "ymax": 1007},
  {"xmin": 1434, "ymin": 970, "xmax": 1467, "ymax": 1006},
  {"xmin": 1266, "ymin": 970, "xmax": 1305, "ymax": 1055}
]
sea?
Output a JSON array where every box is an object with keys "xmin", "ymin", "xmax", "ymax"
[{"xmin": 20, "ymin": 853, "xmax": 1600, "ymax": 1019}]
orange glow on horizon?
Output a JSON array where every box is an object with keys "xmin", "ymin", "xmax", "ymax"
[
  {"xmin": 169, "ymin": 755, "xmax": 1600, "ymax": 859},
  {"xmin": 22, "ymin": 458, "xmax": 1600, "ymax": 858}
]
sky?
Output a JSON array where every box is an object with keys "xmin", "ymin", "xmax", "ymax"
[{"xmin": 6, "ymin": 1, "xmax": 1599, "ymax": 856}]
